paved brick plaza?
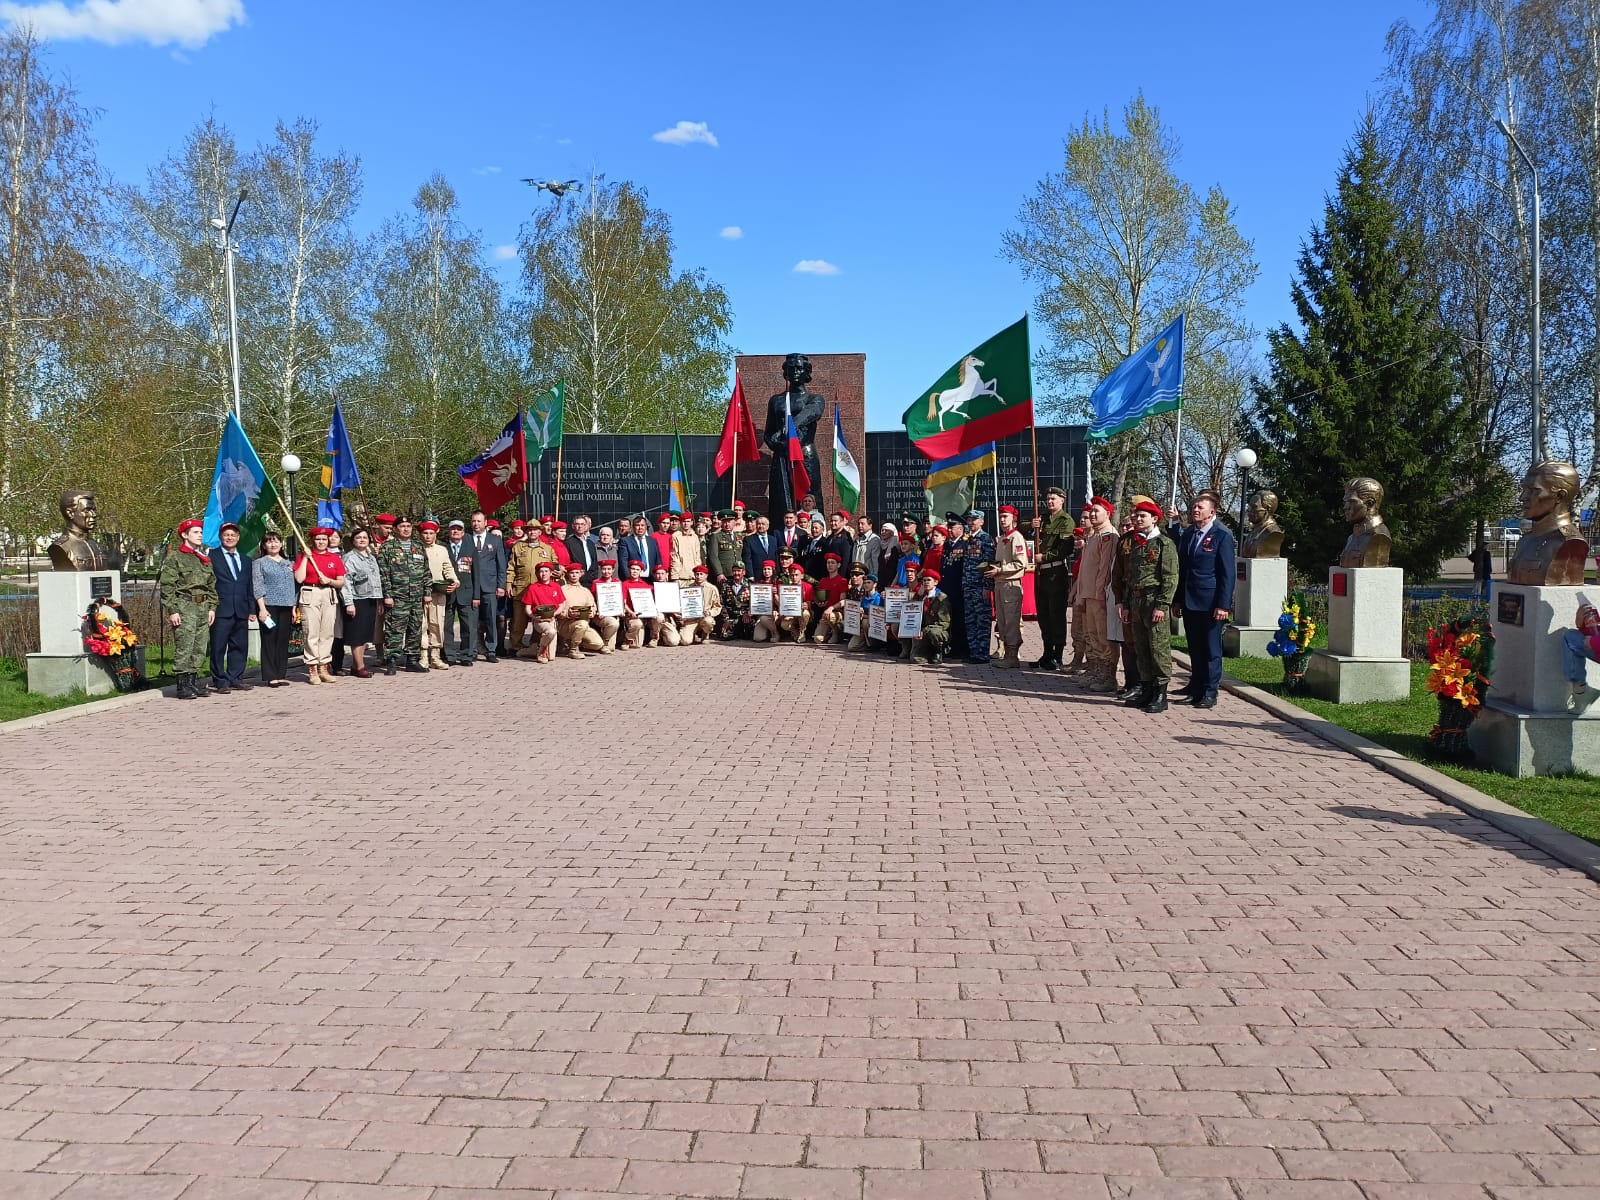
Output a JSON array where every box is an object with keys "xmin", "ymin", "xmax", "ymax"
[{"xmin": 3, "ymin": 631, "xmax": 1600, "ymax": 1199}]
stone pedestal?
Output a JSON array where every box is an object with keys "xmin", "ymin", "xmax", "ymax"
[
  {"xmin": 27, "ymin": 570, "xmax": 129, "ymax": 697},
  {"xmin": 1468, "ymin": 583, "xmax": 1600, "ymax": 776},
  {"xmin": 1224, "ymin": 557, "xmax": 1288, "ymax": 658},
  {"xmin": 1306, "ymin": 566, "xmax": 1410, "ymax": 704}
]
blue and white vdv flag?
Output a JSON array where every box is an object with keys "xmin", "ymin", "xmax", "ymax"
[
  {"xmin": 1087, "ymin": 314, "xmax": 1184, "ymax": 442},
  {"xmin": 202, "ymin": 412, "xmax": 279, "ymax": 554}
]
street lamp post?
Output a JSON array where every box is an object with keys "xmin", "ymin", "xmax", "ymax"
[
  {"xmin": 1495, "ymin": 118, "xmax": 1543, "ymax": 466},
  {"xmin": 1233, "ymin": 447, "xmax": 1257, "ymax": 534},
  {"xmin": 210, "ymin": 188, "xmax": 248, "ymax": 422},
  {"xmin": 281, "ymin": 453, "xmax": 301, "ymax": 557}
]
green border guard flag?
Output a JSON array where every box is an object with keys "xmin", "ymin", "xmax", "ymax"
[
  {"xmin": 525, "ymin": 380, "xmax": 565, "ymax": 464},
  {"xmin": 902, "ymin": 316, "xmax": 1034, "ymax": 460}
]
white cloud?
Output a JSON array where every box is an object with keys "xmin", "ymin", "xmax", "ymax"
[
  {"xmin": 474, "ymin": 165, "xmax": 502, "ymax": 176},
  {"xmin": 793, "ymin": 259, "xmax": 840, "ymax": 277},
  {"xmin": 720, "ymin": 226, "xmax": 743, "ymax": 240},
  {"xmin": 0, "ymin": 0, "xmax": 245, "ymax": 48},
  {"xmin": 652, "ymin": 120, "xmax": 718, "ymax": 148},
  {"xmin": 492, "ymin": 245, "xmax": 518, "ymax": 262}
]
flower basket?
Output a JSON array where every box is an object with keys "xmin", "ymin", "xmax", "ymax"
[
  {"xmin": 1267, "ymin": 592, "xmax": 1316, "ymax": 692},
  {"xmin": 81, "ymin": 597, "xmax": 145, "ymax": 693},
  {"xmin": 1424, "ymin": 617, "xmax": 1495, "ymax": 762}
]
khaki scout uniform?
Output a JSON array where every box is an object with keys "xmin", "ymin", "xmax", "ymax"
[
  {"xmin": 985, "ymin": 526, "xmax": 1028, "ymax": 666},
  {"xmin": 558, "ymin": 580, "xmax": 608, "ymax": 657},
  {"xmin": 505, "ymin": 539, "xmax": 556, "ymax": 650},
  {"xmin": 420, "ymin": 541, "xmax": 459, "ymax": 669}
]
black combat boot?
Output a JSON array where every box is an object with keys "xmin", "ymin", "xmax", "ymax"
[
  {"xmin": 1122, "ymin": 685, "xmax": 1152, "ymax": 708},
  {"xmin": 1142, "ymin": 691, "xmax": 1169, "ymax": 714},
  {"xmin": 385, "ymin": 656, "xmax": 397, "ymax": 677},
  {"xmin": 405, "ymin": 656, "xmax": 429, "ymax": 673},
  {"xmin": 175, "ymin": 673, "xmax": 195, "ymax": 700}
]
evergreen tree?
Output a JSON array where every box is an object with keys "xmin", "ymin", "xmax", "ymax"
[{"xmin": 1250, "ymin": 117, "xmax": 1496, "ymax": 580}]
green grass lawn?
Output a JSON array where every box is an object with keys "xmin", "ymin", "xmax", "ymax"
[
  {"xmin": 1197, "ymin": 637, "xmax": 1600, "ymax": 843},
  {"xmin": 0, "ymin": 649, "xmax": 176, "ymax": 724}
]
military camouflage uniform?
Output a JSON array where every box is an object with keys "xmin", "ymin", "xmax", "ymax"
[
  {"xmin": 718, "ymin": 578, "xmax": 752, "ymax": 639},
  {"xmin": 960, "ymin": 528, "xmax": 995, "ymax": 663},
  {"xmin": 376, "ymin": 536, "xmax": 430, "ymax": 667},
  {"xmin": 1119, "ymin": 528, "xmax": 1179, "ymax": 696},
  {"xmin": 1034, "ymin": 510, "xmax": 1076, "ymax": 667},
  {"xmin": 913, "ymin": 589, "xmax": 953, "ymax": 663},
  {"xmin": 158, "ymin": 546, "xmax": 218, "ymax": 687}
]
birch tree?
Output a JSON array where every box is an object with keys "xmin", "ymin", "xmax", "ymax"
[{"xmin": 520, "ymin": 178, "xmax": 732, "ymax": 434}]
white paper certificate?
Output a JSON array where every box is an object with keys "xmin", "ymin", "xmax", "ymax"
[
  {"xmin": 630, "ymin": 588, "xmax": 659, "ymax": 619},
  {"xmin": 653, "ymin": 581, "xmax": 682, "ymax": 614},
  {"xmin": 594, "ymin": 580, "xmax": 624, "ymax": 618},
  {"xmin": 898, "ymin": 603, "xmax": 923, "ymax": 638},
  {"xmin": 749, "ymin": 584, "xmax": 774, "ymax": 615},
  {"xmin": 868, "ymin": 606, "xmax": 887, "ymax": 642},
  {"xmin": 679, "ymin": 588, "xmax": 705, "ymax": 619},
  {"xmin": 884, "ymin": 587, "xmax": 909, "ymax": 622},
  {"xmin": 778, "ymin": 585, "xmax": 803, "ymax": 617},
  {"xmin": 842, "ymin": 600, "xmax": 862, "ymax": 636}
]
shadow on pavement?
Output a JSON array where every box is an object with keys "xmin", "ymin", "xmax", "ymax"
[{"xmin": 1329, "ymin": 803, "xmax": 1561, "ymax": 870}]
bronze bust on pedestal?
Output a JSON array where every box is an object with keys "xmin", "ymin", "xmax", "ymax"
[
  {"xmin": 1337, "ymin": 477, "xmax": 1391, "ymax": 568},
  {"xmin": 1506, "ymin": 461, "xmax": 1589, "ymax": 586},
  {"xmin": 1242, "ymin": 489, "xmax": 1284, "ymax": 559},
  {"xmin": 48, "ymin": 490, "xmax": 114, "ymax": 572}
]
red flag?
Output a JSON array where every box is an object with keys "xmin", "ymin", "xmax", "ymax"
[
  {"xmin": 457, "ymin": 414, "xmax": 526, "ymax": 513},
  {"xmin": 714, "ymin": 374, "xmax": 759, "ymax": 477},
  {"xmin": 786, "ymin": 412, "xmax": 811, "ymax": 503}
]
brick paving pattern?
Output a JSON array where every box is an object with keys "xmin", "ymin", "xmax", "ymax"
[{"xmin": 2, "ymin": 629, "xmax": 1599, "ymax": 1199}]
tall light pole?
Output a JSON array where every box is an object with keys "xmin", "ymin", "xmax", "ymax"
[
  {"xmin": 210, "ymin": 187, "xmax": 248, "ymax": 422},
  {"xmin": 1495, "ymin": 119, "xmax": 1543, "ymax": 466},
  {"xmin": 1233, "ymin": 447, "xmax": 1257, "ymax": 534}
]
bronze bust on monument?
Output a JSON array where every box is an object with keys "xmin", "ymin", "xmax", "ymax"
[
  {"xmin": 1506, "ymin": 460, "xmax": 1589, "ymax": 586},
  {"xmin": 1337, "ymin": 477, "xmax": 1391, "ymax": 568},
  {"xmin": 48, "ymin": 490, "xmax": 114, "ymax": 572},
  {"xmin": 1241, "ymin": 489, "xmax": 1284, "ymax": 559}
]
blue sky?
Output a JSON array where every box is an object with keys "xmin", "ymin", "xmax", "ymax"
[{"xmin": 10, "ymin": 0, "xmax": 1428, "ymax": 429}]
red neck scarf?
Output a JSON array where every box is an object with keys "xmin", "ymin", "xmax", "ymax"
[{"xmin": 179, "ymin": 542, "xmax": 210, "ymax": 565}]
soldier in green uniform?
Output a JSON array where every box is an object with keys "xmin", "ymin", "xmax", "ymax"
[
  {"xmin": 1115, "ymin": 499, "xmax": 1179, "ymax": 713},
  {"xmin": 1031, "ymin": 486, "xmax": 1075, "ymax": 670},
  {"xmin": 376, "ymin": 515, "xmax": 431, "ymax": 675},
  {"xmin": 158, "ymin": 518, "xmax": 218, "ymax": 700},
  {"xmin": 910, "ymin": 567, "xmax": 953, "ymax": 665},
  {"xmin": 705, "ymin": 509, "xmax": 745, "ymax": 585}
]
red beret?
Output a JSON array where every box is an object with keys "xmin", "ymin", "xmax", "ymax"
[
  {"xmin": 535, "ymin": 559, "xmax": 555, "ymax": 571},
  {"xmin": 418, "ymin": 520, "xmax": 439, "ymax": 532},
  {"xmin": 627, "ymin": 559, "xmax": 646, "ymax": 570},
  {"xmin": 375, "ymin": 513, "xmax": 397, "ymax": 525},
  {"xmin": 787, "ymin": 563, "xmax": 804, "ymax": 574},
  {"xmin": 1073, "ymin": 526, "xmax": 1086, "ymax": 537},
  {"xmin": 824, "ymin": 552, "xmax": 842, "ymax": 563},
  {"xmin": 654, "ymin": 564, "xmax": 670, "ymax": 575},
  {"xmin": 732, "ymin": 500, "xmax": 746, "ymax": 510},
  {"xmin": 310, "ymin": 526, "xmax": 335, "ymax": 537},
  {"xmin": 564, "ymin": 561, "xmax": 585, "ymax": 571},
  {"xmin": 904, "ymin": 560, "xmax": 921, "ymax": 572},
  {"xmin": 218, "ymin": 521, "xmax": 241, "ymax": 535},
  {"xmin": 692, "ymin": 564, "xmax": 710, "ymax": 575},
  {"xmin": 1090, "ymin": 496, "xmax": 1114, "ymax": 514},
  {"xmin": 762, "ymin": 559, "xmax": 776, "ymax": 569},
  {"xmin": 999, "ymin": 505, "xmax": 1018, "ymax": 517},
  {"xmin": 658, "ymin": 513, "xmax": 673, "ymax": 525},
  {"xmin": 1134, "ymin": 500, "xmax": 1163, "ymax": 520},
  {"xmin": 933, "ymin": 526, "xmax": 950, "ymax": 538},
  {"xmin": 177, "ymin": 518, "xmax": 204, "ymax": 535},
  {"xmin": 836, "ymin": 510, "xmax": 851, "ymax": 521},
  {"xmin": 511, "ymin": 519, "xmax": 527, "ymax": 529},
  {"xmin": 487, "ymin": 519, "xmax": 500, "ymax": 528},
  {"xmin": 552, "ymin": 520, "xmax": 568, "ymax": 530},
  {"xmin": 920, "ymin": 568, "xmax": 940, "ymax": 582}
]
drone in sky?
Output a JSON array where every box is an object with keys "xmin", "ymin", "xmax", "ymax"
[{"xmin": 522, "ymin": 178, "xmax": 581, "ymax": 198}]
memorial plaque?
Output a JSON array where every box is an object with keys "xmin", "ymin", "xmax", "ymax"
[
  {"xmin": 1237, "ymin": 561, "xmax": 1248, "ymax": 582},
  {"xmin": 1497, "ymin": 590, "xmax": 1525, "ymax": 628},
  {"xmin": 1332, "ymin": 571, "xmax": 1348, "ymax": 598},
  {"xmin": 89, "ymin": 575, "xmax": 113, "ymax": 598}
]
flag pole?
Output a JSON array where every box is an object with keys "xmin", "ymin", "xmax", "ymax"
[
  {"xmin": 516, "ymin": 398, "xmax": 530, "ymax": 524},
  {"xmin": 554, "ymin": 439, "xmax": 565, "ymax": 523},
  {"xmin": 1030, "ymin": 417, "xmax": 1040, "ymax": 523},
  {"xmin": 275, "ymin": 495, "xmax": 329, "ymax": 584},
  {"xmin": 731, "ymin": 425, "xmax": 738, "ymax": 507},
  {"xmin": 1169, "ymin": 406, "xmax": 1183, "ymax": 516}
]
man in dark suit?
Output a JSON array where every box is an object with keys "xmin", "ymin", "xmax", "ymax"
[
  {"xmin": 463, "ymin": 509, "xmax": 506, "ymax": 662},
  {"xmin": 209, "ymin": 521, "xmax": 254, "ymax": 693},
  {"xmin": 566, "ymin": 513, "xmax": 600, "ymax": 585},
  {"xmin": 741, "ymin": 515, "xmax": 776, "ymax": 579},
  {"xmin": 617, "ymin": 516, "xmax": 663, "ymax": 577},
  {"xmin": 1173, "ymin": 490, "xmax": 1236, "ymax": 709},
  {"xmin": 775, "ymin": 511, "xmax": 809, "ymax": 557}
]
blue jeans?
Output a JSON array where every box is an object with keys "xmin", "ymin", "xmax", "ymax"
[{"xmin": 1562, "ymin": 629, "xmax": 1597, "ymax": 684}]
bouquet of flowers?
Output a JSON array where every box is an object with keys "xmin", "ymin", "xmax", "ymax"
[
  {"xmin": 81, "ymin": 597, "xmax": 145, "ymax": 692},
  {"xmin": 1265, "ymin": 590, "xmax": 1316, "ymax": 691},
  {"xmin": 1425, "ymin": 617, "xmax": 1494, "ymax": 758}
]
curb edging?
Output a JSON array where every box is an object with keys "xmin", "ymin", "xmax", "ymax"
[{"xmin": 1178, "ymin": 651, "xmax": 1600, "ymax": 883}]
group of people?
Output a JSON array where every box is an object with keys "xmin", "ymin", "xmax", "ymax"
[
  {"xmin": 154, "ymin": 488, "xmax": 1237, "ymax": 711},
  {"xmin": 1031, "ymin": 487, "xmax": 1236, "ymax": 713}
]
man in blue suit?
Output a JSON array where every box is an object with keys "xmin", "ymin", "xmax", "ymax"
[
  {"xmin": 1173, "ymin": 491, "xmax": 1236, "ymax": 709},
  {"xmin": 617, "ymin": 515, "xmax": 663, "ymax": 577},
  {"xmin": 209, "ymin": 521, "xmax": 255, "ymax": 693}
]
